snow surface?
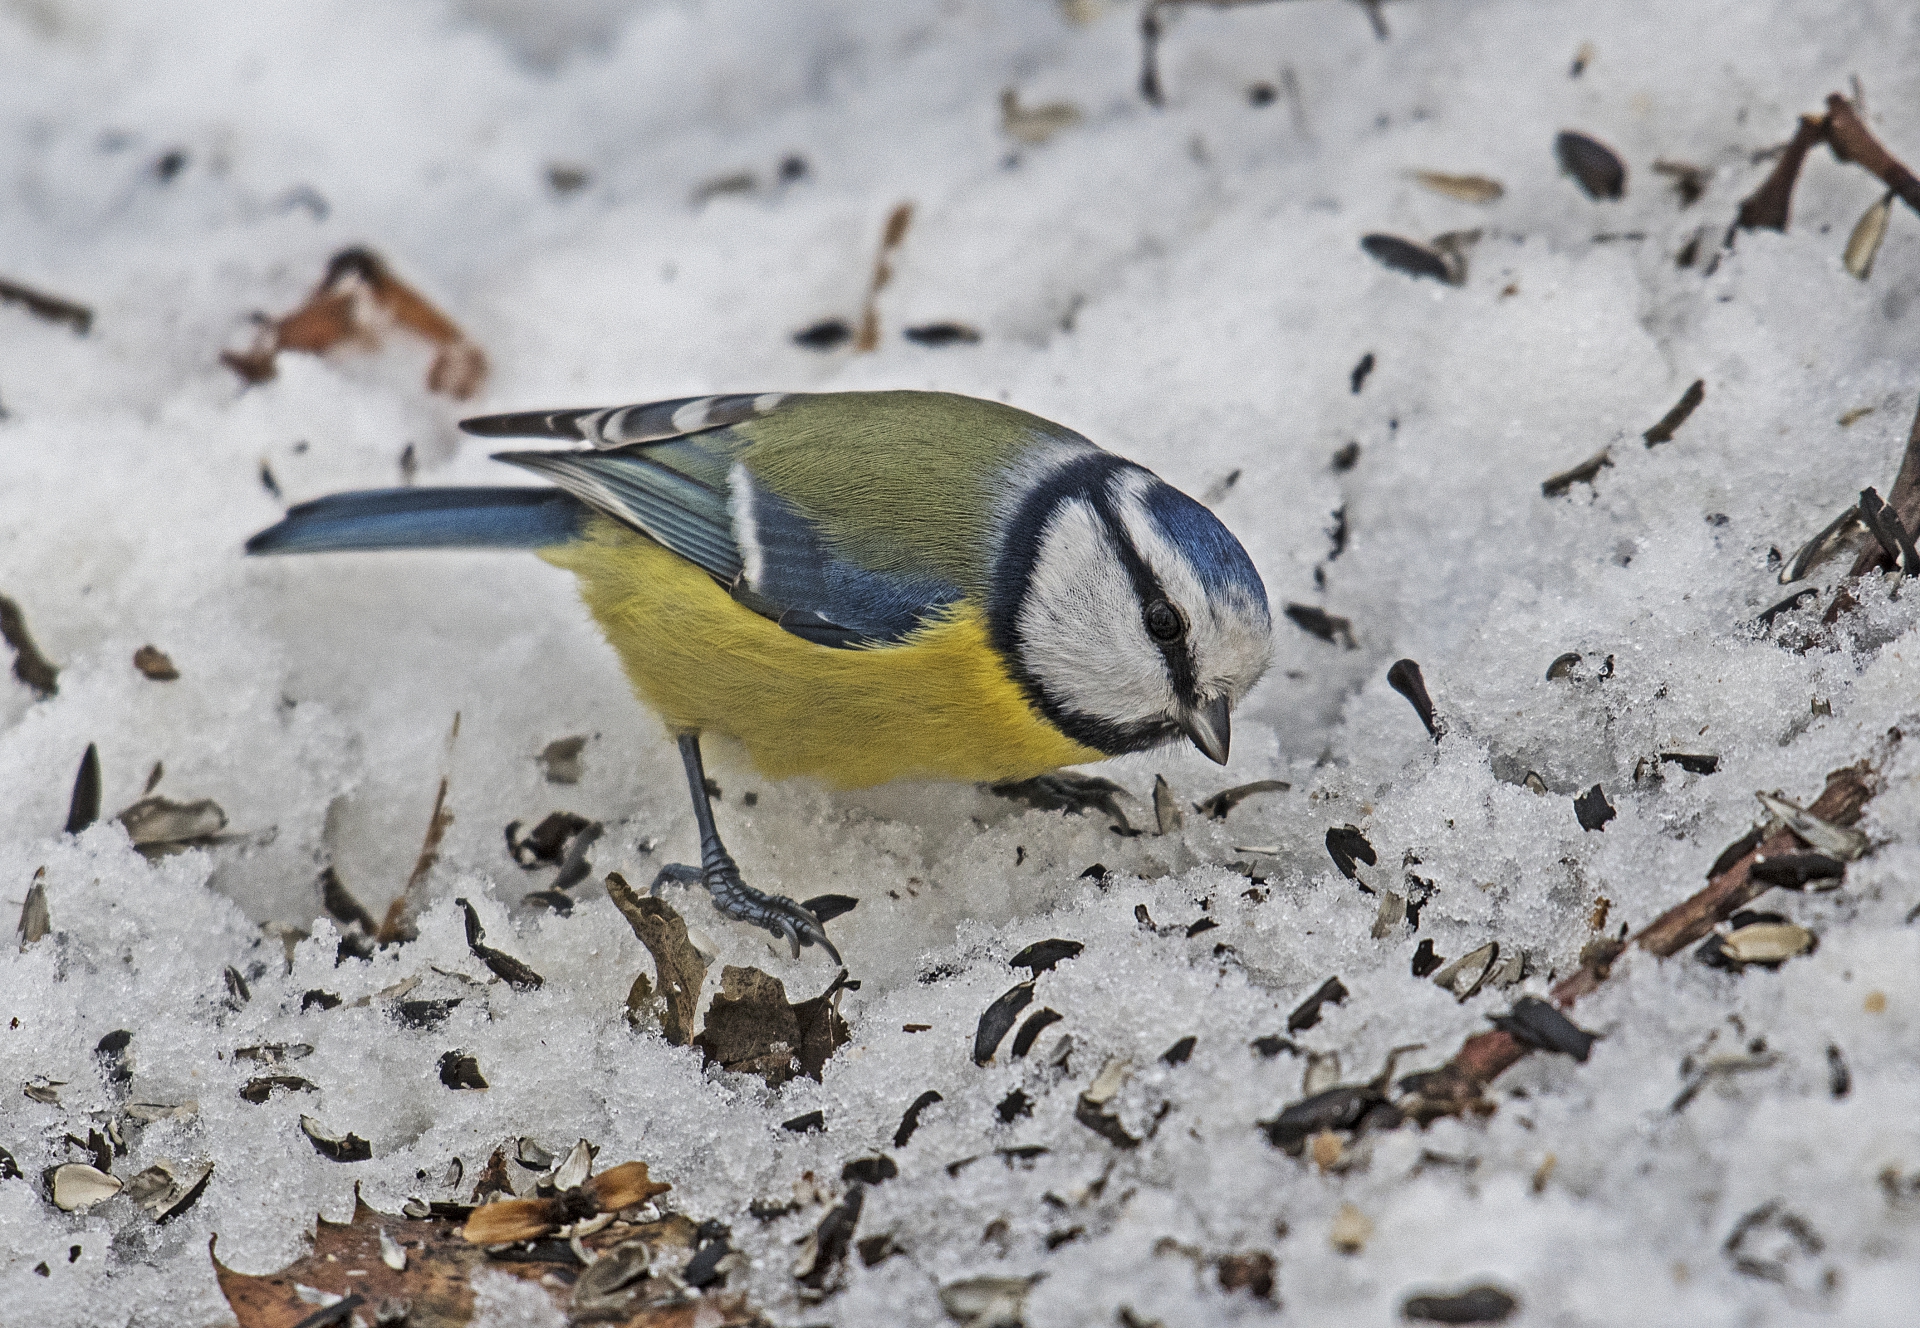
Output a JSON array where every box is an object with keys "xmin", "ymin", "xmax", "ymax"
[{"xmin": 5, "ymin": 0, "xmax": 1920, "ymax": 1323}]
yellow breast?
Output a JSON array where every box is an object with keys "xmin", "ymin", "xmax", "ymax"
[{"xmin": 540, "ymin": 519, "xmax": 1102, "ymax": 788}]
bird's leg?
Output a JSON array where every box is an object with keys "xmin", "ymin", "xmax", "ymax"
[{"xmin": 652, "ymin": 732, "xmax": 841, "ymax": 964}]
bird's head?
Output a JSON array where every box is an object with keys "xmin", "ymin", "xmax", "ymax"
[{"xmin": 989, "ymin": 454, "xmax": 1272, "ymax": 764}]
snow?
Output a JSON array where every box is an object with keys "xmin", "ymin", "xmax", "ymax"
[{"xmin": 5, "ymin": 0, "xmax": 1920, "ymax": 1324}]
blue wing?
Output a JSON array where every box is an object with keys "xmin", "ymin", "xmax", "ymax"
[{"xmin": 470, "ymin": 397, "xmax": 962, "ymax": 649}]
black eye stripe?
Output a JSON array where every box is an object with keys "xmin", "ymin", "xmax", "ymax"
[{"xmin": 1088, "ymin": 487, "xmax": 1198, "ymax": 703}]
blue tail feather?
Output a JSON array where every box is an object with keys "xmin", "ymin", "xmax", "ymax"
[{"xmin": 245, "ymin": 487, "xmax": 585, "ymax": 555}]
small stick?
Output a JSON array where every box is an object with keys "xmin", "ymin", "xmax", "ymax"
[
  {"xmin": 0, "ymin": 277, "xmax": 92, "ymax": 334},
  {"xmin": 1824, "ymin": 94, "xmax": 1920, "ymax": 218},
  {"xmin": 854, "ymin": 203, "xmax": 913, "ymax": 353},
  {"xmin": 1642, "ymin": 380, "xmax": 1705, "ymax": 447},
  {"xmin": 1733, "ymin": 114, "xmax": 1827, "ymax": 233},
  {"xmin": 1404, "ymin": 758, "xmax": 1882, "ymax": 1118}
]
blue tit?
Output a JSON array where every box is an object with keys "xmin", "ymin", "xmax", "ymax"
[{"xmin": 247, "ymin": 391, "xmax": 1272, "ymax": 961}]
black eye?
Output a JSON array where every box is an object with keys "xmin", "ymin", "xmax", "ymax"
[{"xmin": 1144, "ymin": 599, "xmax": 1184, "ymax": 642}]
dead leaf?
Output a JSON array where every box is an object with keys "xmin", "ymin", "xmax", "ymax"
[
  {"xmin": 606, "ymin": 874, "xmax": 708, "ymax": 1046},
  {"xmin": 215, "ymin": 1196, "xmax": 757, "ymax": 1328},
  {"xmin": 694, "ymin": 966, "xmax": 850, "ymax": 1087},
  {"xmin": 221, "ymin": 248, "xmax": 487, "ymax": 399}
]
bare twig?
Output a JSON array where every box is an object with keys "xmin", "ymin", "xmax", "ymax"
[
  {"xmin": 1733, "ymin": 115, "xmax": 1827, "ymax": 233},
  {"xmin": 1824, "ymin": 94, "xmax": 1920, "ymax": 218},
  {"xmin": 222, "ymin": 247, "xmax": 487, "ymax": 399},
  {"xmin": 1402, "ymin": 756, "xmax": 1885, "ymax": 1120},
  {"xmin": 855, "ymin": 203, "xmax": 913, "ymax": 353},
  {"xmin": 1733, "ymin": 92, "xmax": 1920, "ymax": 243}
]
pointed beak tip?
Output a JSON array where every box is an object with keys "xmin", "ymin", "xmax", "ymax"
[{"xmin": 1181, "ymin": 697, "xmax": 1232, "ymax": 766}]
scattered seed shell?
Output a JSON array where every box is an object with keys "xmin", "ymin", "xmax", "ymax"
[
  {"xmin": 126, "ymin": 1159, "xmax": 212, "ymax": 1222},
  {"xmin": 1372, "ymin": 891, "xmax": 1406, "ymax": 938},
  {"xmin": 1288, "ymin": 976, "xmax": 1350, "ymax": 1033},
  {"xmin": 1326, "ymin": 826, "xmax": 1378, "ymax": 880},
  {"xmin": 17, "ymin": 873, "xmax": 50, "ymax": 947},
  {"xmin": 842, "ymin": 1155, "xmax": 897, "ymax": 1186},
  {"xmin": 1431, "ymin": 942, "xmax": 1500, "ymax": 1001},
  {"xmin": 1010, "ymin": 938, "xmax": 1083, "ymax": 974},
  {"xmin": 1387, "ymin": 658, "xmax": 1440, "ymax": 739},
  {"xmin": 117, "ymin": 795, "xmax": 227, "ymax": 849},
  {"xmin": 1195, "ymin": 780, "xmax": 1291, "ymax": 820},
  {"xmin": 940, "ymin": 1275, "xmax": 1038, "ymax": 1326},
  {"xmin": 0, "ymin": 594, "xmax": 60, "ymax": 697},
  {"xmin": 1574, "ymin": 785, "xmax": 1616, "ymax": 832},
  {"xmin": 1542, "ymin": 448, "xmax": 1612, "ymax": 497},
  {"xmin": 240, "ymin": 1075, "xmax": 317, "ymax": 1103},
  {"xmin": 1285, "ymin": 603, "xmax": 1357, "ymax": 647},
  {"xmin": 1403, "ymin": 1284, "xmax": 1521, "ymax": 1324},
  {"xmin": 1330, "ymin": 1202, "xmax": 1373, "ymax": 1253},
  {"xmin": 1488, "ymin": 997, "xmax": 1597, "ymax": 1062},
  {"xmin": 66, "ymin": 744, "xmax": 100, "ymax": 835},
  {"xmin": 1361, "ymin": 233, "xmax": 1452, "ymax": 283},
  {"xmin": 894, "ymin": 1090, "xmax": 943, "ymax": 1148},
  {"xmin": 1011, "ymin": 1008, "xmax": 1063, "ymax": 1059},
  {"xmin": 1412, "ymin": 171, "xmax": 1504, "ymax": 204},
  {"xmin": 49, "ymin": 1163, "xmax": 122, "ymax": 1212},
  {"xmin": 1722, "ymin": 921, "xmax": 1817, "ymax": 966},
  {"xmin": 553, "ymin": 1139, "xmax": 594, "ymax": 1192},
  {"xmin": 1754, "ymin": 790, "xmax": 1872, "ymax": 860},
  {"xmin": 131, "ymin": 645, "xmax": 178, "ymax": 680},
  {"xmin": 300, "ymin": 1116, "xmax": 372, "ymax": 1163},
  {"xmin": 1642, "ymin": 379, "xmax": 1705, "ymax": 447},
  {"xmin": 1555, "ymin": 130, "xmax": 1626, "ymax": 199},
  {"xmin": 1152, "ymin": 775, "xmax": 1182, "ymax": 834},
  {"xmin": 1000, "ymin": 88, "xmax": 1083, "ymax": 145},
  {"xmin": 973, "ymin": 981, "xmax": 1036, "ymax": 1065},
  {"xmin": 1845, "ymin": 192, "xmax": 1894, "ymax": 279}
]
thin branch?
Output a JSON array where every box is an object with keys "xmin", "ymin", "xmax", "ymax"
[{"xmin": 1401, "ymin": 756, "xmax": 1884, "ymax": 1120}]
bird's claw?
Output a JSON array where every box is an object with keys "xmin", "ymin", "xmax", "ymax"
[{"xmin": 657, "ymin": 860, "xmax": 841, "ymax": 964}]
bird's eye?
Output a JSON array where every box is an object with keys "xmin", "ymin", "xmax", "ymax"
[{"xmin": 1144, "ymin": 599, "xmax": 1185, "ymax": 643}]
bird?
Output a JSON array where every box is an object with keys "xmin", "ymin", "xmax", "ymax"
[{"xmin": 246, "ymin": 390, "xmax": 1273, "ymax": 962}]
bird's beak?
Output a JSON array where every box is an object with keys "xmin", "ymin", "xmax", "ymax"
[{"xmin": 1180, "ymin": 695, "xmax": 1232, "ymax": 765}]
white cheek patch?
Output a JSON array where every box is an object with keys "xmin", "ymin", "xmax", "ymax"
[
  {"xmin": 1016, "ymin": 499, "xmax": 1176, "ymax": 724},
  {"xmin": 1112, "ymin": 478, "xmax": 1273, "ymax": 702}
]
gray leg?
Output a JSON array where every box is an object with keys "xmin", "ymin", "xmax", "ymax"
[{"xmin": 653, "ymin": 732, "xmax": 841, "ymax": 964}]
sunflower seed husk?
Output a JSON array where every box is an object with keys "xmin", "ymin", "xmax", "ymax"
[
  {"xmin": 1782, "ymin": 508, "xmax": 1868, "ymax": 584},
  {"xmin": 1845, "ymin": 192, "xmax": 1894, "ymax": 280},
  {"xmin": 1555, "ymin": 131, "xmax": 1626, "ymax": 199},
  {"xmin": 1412, "ymin": 171, "xmax": 1504, "ymax": 204},
  {"xmin": 49, "ymin": 1163, "xmax": 122, "ymax": 1212},
  {"xmin": 116, "ymin": 796, "xmax": 227, "ymax": 849},
  {"xmin": 1754, "ymin": 791, "xmax": 1871, "ymax": 860},
  {"xmin": 17, "ymin": 871, "xmax": 49, "ymax": 947},
  {"xmin": 1152, "ymin": 776, "xmax": 1182, "ymax": 834},
  {"xmin": 553, "ymin": 1139, "xmax": 594, "ymax": 1192},
  {"xmin": 1431, "ymin": 942, "xmax": 1500, "ymax": 1001},
  {"xmin": 300, "ymin": 1116, "xmax": 372, "ymax": 1163},
  {"xmin": 1722, "ymin": 921, "xmax": 1816, "ymax": 965},
  {"xmin": 940, "ymin": 1275, "xmax": 1039, "ymax": 1325}
]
